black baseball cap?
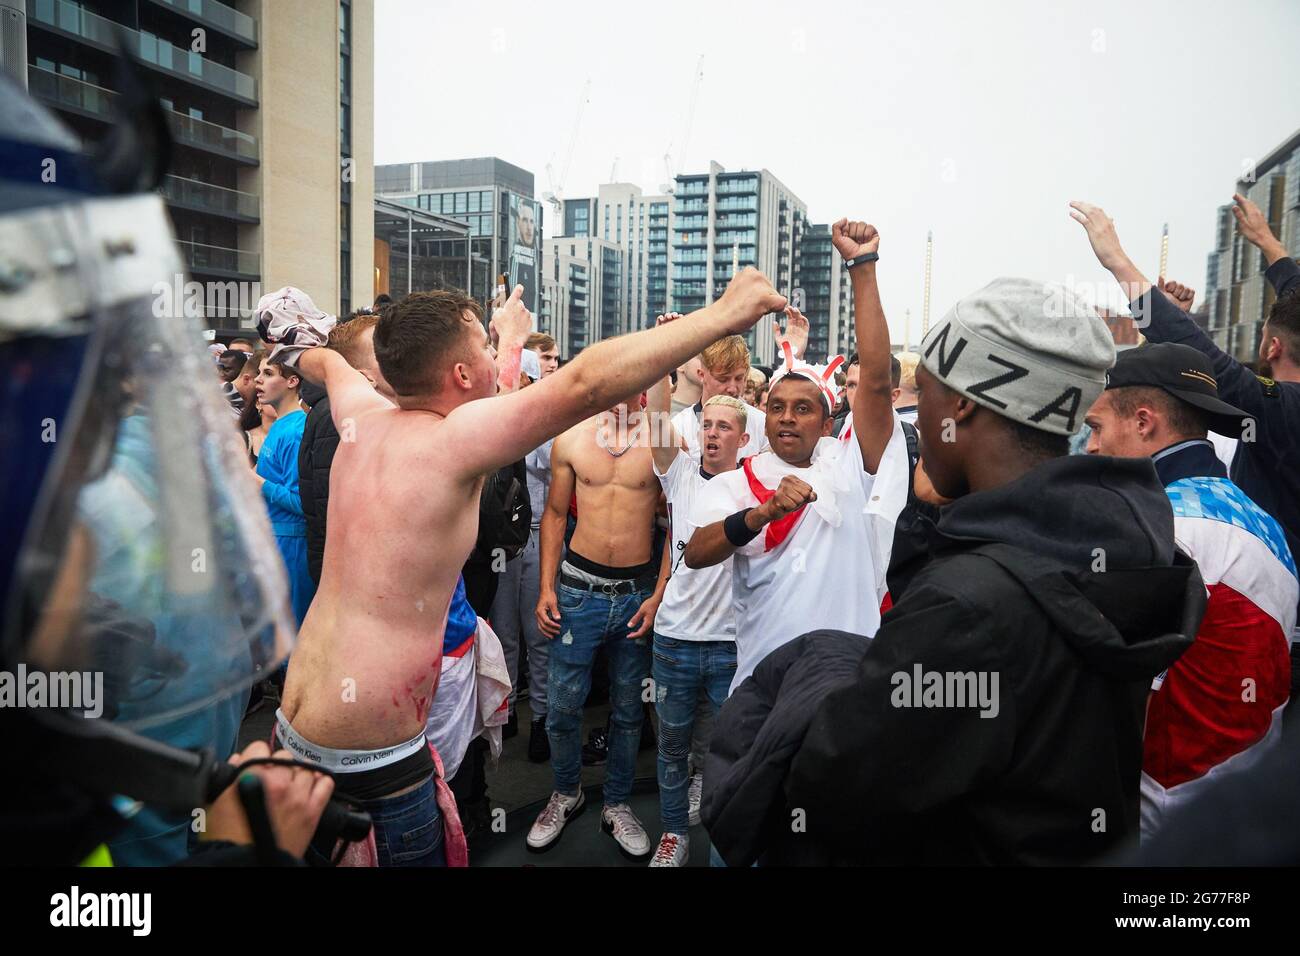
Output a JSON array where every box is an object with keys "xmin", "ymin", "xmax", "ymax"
[{"xmin": 1105, "ymin": 343, "xmax": 1251, "ymax": 437}]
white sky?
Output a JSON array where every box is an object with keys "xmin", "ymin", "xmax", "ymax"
[{"xmin": 376, "ymin": 0, "xmax": 1300, "ymax": 345}]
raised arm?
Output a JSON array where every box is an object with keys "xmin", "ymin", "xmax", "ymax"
[
  {"xmin": 294, "ymin": 347, "xmax": 392, "ymax": 431},
  {"xmin": 535, "ymin": 432, "xmax": 577, "ymax": 639},
  {"xmin": 833, "ymin": 219, "xmax": 895, "ymax": 473},
  {"xmin": 648, "ymin": 312, "xmax": 686, "ymax": 474},
  {"xmin": 1071, "ymin": 200, "xmax": 1267, "ymax": 415},
  {"xmin": 443, "ymin": 269, "xmax": 787, "ymax": 481}
]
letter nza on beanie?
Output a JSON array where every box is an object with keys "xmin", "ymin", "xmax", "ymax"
[{"xmin": 919, "ymin": 277, "xmax": 1116, "ymax": 435}]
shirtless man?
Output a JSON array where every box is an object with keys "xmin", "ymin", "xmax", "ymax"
[
  {"xmin": 263, "ymin": 271, "xmax": 785, "ymax": 866},
  {"xmin": 528, "ymin": 393, "xmax": 669, "ymax": 858}
]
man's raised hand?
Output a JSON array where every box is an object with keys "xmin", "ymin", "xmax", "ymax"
[
  {"xmin": 717, "ymin": 267, "xmax": 788, "ymax": 334},
  {"xmin": 1158, "ymin": 277, "xmax": 1196, "ymax": 313},
  {"xmin": 1232, "ymin": 193, "xmax": 1288, "ymax": 264},
  {"xmin": 490, "ymin": 284, "xmax": 532, "ymax": 346},
  {"xmin": 831, "ymin": 218, "xmax": 881, "ymax": 261},
  {"xmin": 773, "ymin": 305, "xmax": 810, "ymax": 360},
  {"xmin": 757, "ymin": 475, "xmax": 817, "ymax": 523},
  {"xmin": 1069, "ymin": 201, "xmax": 1130, "ymax": 271}
]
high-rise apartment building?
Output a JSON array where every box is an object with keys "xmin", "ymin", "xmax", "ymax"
[
  {"xmin": 671, "ymin": 162, "xmax": 806, "ymax": 365},
  {"xmin": 374, "ymin": 156, "xmax": 543, "ymax": 313},
  {"xmin": 541, "ymin": 235, "xmax": 622, "ymax": 355},
  {"xmin": 1203, "ymin": 128, "xmax": 1300, "ymax": 362},
  {"xmin": 22, "ymin": 0, "xmax": 374, "ymax": 328},
  {"xmin": 795, "ymin": 222, "xmax": 854, "ymax": 363},
  {"xmin": 556, "ymin": 183, "xmax": 673, "ymax": 335}
]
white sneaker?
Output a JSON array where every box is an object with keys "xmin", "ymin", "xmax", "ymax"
[
  {"xmin": 526, "ymin": 790, "xmax": 585, "ymax": 852},
  {"xmin": 687, "ymin": 771, "xmax": 704, "ymax": 827},
  {"xmin": 649, "ymin": 832, "xmax": 689, "ymax": 867},
  {"xmin": 601, "ymin": 803, "xmax": 651, "ymax": 859}
]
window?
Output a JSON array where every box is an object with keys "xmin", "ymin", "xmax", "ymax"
[
  {"xmin": 455, "ymin": 192, "xmax": 467, "ymax": 214},
  {"xmin": 469, "ymin": 191, "xmax": 480, "ymax": 213},
  {"xmin": 481, "ymin": 190, "xmax": 493, "ymax": 212}
]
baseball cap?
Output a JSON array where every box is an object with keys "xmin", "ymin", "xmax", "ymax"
[{"xmin": 1105, "ymin": 342, "xmax": 1252, "ymax": 437}]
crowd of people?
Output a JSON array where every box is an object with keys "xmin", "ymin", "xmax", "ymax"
[{"xmin": 184, "ymin": 192, "xmax": 1300, "ymax": 868}]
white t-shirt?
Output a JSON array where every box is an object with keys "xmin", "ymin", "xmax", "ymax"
[
  {"xmin": 672, "ymin": 401, "xmax": 769, "ymax": 462},
  {"xmin": 690, "ymin": 417, "xmax": 911, "ymax": 693},
  {"xmin": 654, "ymin": 452, "xmax": 737, "ymax": 642}
]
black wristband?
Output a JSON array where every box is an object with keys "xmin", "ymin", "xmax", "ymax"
[
  {"xmin": 845, "ymin": 251, "xmax": 879, "ymax": 269},
  {"xmin": 724, "ymin": 508, "xmax": 761, "ymax": 547}
]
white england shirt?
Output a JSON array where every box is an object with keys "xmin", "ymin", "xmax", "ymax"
[
  {"xmin": 689, "ymin": 416, "xmax": 910, "ymax": 693},
  {"xmin": 654, "ymin": 452, "xmax": 737, "ymax": 642}
]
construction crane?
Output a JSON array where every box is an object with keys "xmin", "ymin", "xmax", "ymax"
[
  {"xmin": 543, "ymin": 78, "xmax": 591, "ymax": 216},
  {"xmin": 660, "ymin": 55, "xmax": 705, "ymax": 194}
]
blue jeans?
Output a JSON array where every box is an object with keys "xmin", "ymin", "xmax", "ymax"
[
  {"xmin": 547, "ymin": 579, "xmax": 653, "ymax": 805},
  {"xmin": 652, "ymin": 634, "xmax": 736, "ymax": 833},
  {"xmin": 362, "ymin": 773, "xmax": 446, "ymax": 867}
]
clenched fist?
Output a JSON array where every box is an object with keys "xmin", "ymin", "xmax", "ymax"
[
  {"xmin": 832, "ymin": 218, "xmax": 881, "ymax": 261},
  {"xmin": 717, "ymin": 267, "xmax": 788, "ymax": 334},
  {"xmin": 1157, "ymin": 277, "xmax": 1195, "ymax": 313},
  {"xmin": 757, "ymin": 475, "xmax": 817, "ymax": 523}
]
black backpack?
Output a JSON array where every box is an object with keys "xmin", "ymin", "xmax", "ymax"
[{"xmin": 470, "ymin": 459, "xmax": 532, "ymax": 565}]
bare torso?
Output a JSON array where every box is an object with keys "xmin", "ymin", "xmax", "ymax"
[
  {"xmin": 281, "ymin": 406, "xmax": 483, "ymax": 750},
  {"xmin": 564, "ymin": 415, "xmax": 660, "ymax": 567}
]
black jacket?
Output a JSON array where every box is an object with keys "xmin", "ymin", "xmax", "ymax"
[
  {"xmin": 707, "ymin": 454, "xmax": 1206, "ymax": 866},
  {"xmin": 298, "ymin": 395, "xmax": 339, "ymax": 584},
  {"xmin": 1133, "ymin": 257, "xmax": 1300, "ymax": 582}
]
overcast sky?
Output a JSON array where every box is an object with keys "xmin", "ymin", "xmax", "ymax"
[{"xmin": 376, "ymin": 0, "xmax": 1300, "ymax": 344}]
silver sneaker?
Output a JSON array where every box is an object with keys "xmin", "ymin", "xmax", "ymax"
[
  {"xmin": 687, "ymin": 771, "xmax": 704, "ymax": 826},
  {"xmin": 601, "ymin": 803, "xmax": 651, "ymax": 859},
  {"xmin": 648, "ymin": 831, "xmax": 689, "ymax": 867},
  {"xmin": 526, "ymin": 790, "xmax": 585, "ymax": 852}
]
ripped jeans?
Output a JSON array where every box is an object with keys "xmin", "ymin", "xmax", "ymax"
[
  {"xmin": 546, "ymin": 578, "xmax": 654, "ymax": 805},
  {"xmin": 652, "ymin": 634, "xmax": 736, "ymax": 834}
]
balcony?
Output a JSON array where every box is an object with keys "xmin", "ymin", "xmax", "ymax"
[
  {"xmin": 29, "ymin": 67, "xmax": 259, "ymax": 163},
  {"xmin": 30, "ymin": 0, "xmax": 258, "ymax": 105},
  {"xmin": 169, "ymin": 110, "xmax": 258, "ymax": 163},
  {"xmin": 147, "ymin": 0, "xmax": 258, "ymax": 47},
  {"xmin": 178, "ymin": 240, "xmax": 260, "ymax": 279},
  {"xmin": 160, "ymin": 174, "xmax": 259, "ymax": 222}
]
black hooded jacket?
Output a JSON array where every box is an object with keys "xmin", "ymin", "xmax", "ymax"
[
  {"xmin": 298, "ymin": 395, "xmax": 338, "ymax": 584},
  {"xmin": 704, "ymin": 454, "xmax": 1206, "ymax": 866}
]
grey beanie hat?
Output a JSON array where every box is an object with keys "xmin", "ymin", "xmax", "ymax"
[{"xmin": 918, "ymin": 277, "xmax": 1116, "ymax": 435}]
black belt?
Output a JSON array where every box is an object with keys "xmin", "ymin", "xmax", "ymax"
[{"xmin": 559, "ymin": 572, "xmax": 652, "ymax": 596}]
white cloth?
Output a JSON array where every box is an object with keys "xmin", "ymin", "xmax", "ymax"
[
  {"xmin": 255, "ymin": 285, "xmax": 336, "ymax": 366},
  {"xmin": 1209, "ymin": 431, "xmax": 1238, "ymax": 472},
  {"xmin": 654, "ymin": 452, "xmax": 736, "ymax": 642},
  {"xmin": 424, "ymin": 618, "xmax": 512, "ymax": 779},
  {"xmin": 690, "ymin": 415, "xmax": 911, "ymax": 693},
  {"xmin": 672, "ymin": 401, "xmax": 769, "ymax": 462}
]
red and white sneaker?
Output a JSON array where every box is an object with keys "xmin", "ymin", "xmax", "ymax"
[{"xmin": 648, "ymin": 831, "xmax": 689, "ymax": 867}]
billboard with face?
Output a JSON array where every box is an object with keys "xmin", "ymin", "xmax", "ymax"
[{"xmin": 509, "ymin": 193, "xmax": 539, "ymax": 314}]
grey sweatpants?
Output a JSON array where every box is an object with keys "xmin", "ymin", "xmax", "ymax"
[{"xmin": 489, "ymin": 528, "xmax": 550, "ymax": 718}]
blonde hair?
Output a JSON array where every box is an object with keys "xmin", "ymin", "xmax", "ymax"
[
  {"xmin": 702, "ymin": 394, "xmax": 748, "ymax": 426},
  {"xmin": 700, "ymin": 335, "xmax": 750, "ymax": 377},
  {"xmin": 896, "ymin": 351, "xmax": 920, "ymax": 392},
  {"xmin": 328, "ymin": 313, "xmax": 380, "ymax": 369}
]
